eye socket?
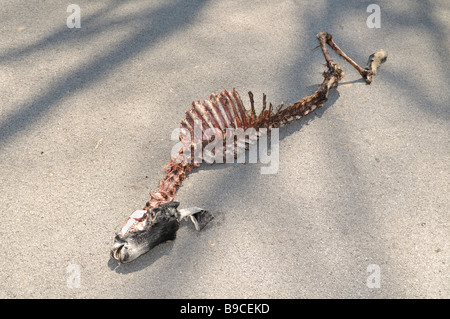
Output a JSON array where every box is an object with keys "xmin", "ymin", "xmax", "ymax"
[{"xmin": 133, "ymin": 212, "xmax": 149, "ymax": 222}]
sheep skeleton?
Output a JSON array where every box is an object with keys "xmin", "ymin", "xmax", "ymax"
[{"xmin": 111, "ymin": 31, "xmax": 387, "ymax": 262}]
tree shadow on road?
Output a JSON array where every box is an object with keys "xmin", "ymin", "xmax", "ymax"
[{"xmin": 0, "ymin": 0, "xmax": 209, "ymax": 149}]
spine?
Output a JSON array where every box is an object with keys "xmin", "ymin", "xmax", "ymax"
[
  {"xmin": 144, "ymin": 152, "xmax": 192, "ymax": 210},
  {"xmin": 141, "ymin": 31, "xmax": 386, "ymax": 211}
]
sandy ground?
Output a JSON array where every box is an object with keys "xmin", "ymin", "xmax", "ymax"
[{"xmin": 0, "ymin": 0, "xmax": 449, "ymax": 298}]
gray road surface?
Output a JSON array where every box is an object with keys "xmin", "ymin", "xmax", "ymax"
[{"xmin": 0, "ymin": 0, "xmax": 449, "ymax": 298}]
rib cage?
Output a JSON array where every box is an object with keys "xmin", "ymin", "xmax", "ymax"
[
  {"xmin": 181, "ymin": 90, "xmax": 255, "ymax": 143},
  {"xmin": 144, "ymin": 86, "xmax": 329, "ymax": 210},
  {"xmin": 179, "ymin": 89, "xmax": 255, "ymax": 165}
]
